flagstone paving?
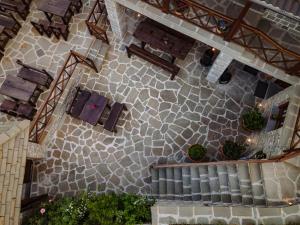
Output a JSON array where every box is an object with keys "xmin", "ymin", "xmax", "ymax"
[{"xmin": 0, "ymin": 1, "xmax": 259, "ymax": 197}]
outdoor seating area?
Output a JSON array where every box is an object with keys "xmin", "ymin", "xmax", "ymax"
[
  {"xmin": 31, "ymin": 0, "xmax": 82, "ymax": 41},
  {"xmin": 0, "ymin": 60, "xmax": 52, "ymax": 119},
  {"xmin": 66, "ymin": 87, "xmax": 127, "ymax": 133}
]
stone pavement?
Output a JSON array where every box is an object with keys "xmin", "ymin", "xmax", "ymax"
[{"xmin": 0, "ymin": 1, "xmax": 258, "ymax": 197}]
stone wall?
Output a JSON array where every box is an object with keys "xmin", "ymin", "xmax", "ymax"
[
  {"xmin": 0, "ymin": 120, "xmax": 30, "ymax": 225},
  {"xmin": 254, "ymin": 84, "xmax": 300, "ymax": 157},
  {"xmin": 110, "ymin": 0, "xmax": 300, "ymax": 85},
  {"xmin": 263, "ymin": 9, "xmax": 300, "ymax": 37},
  {"xmin": 152, "ymin": 201, "xmax": 300, "ymax": 225}
]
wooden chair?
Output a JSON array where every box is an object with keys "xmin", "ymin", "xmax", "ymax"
[
  {"xmin": 16, "ymin": 60, "xmax": 53, "ymax": 90},
  {"xmin": 50, "ymin": 22, "xmax": 69, "ymax": 41},
  {"xmin": 0, "ymin": 0, "xmax": 29, "ymax": 20},
  {"xmin": 103, "ymin": 102, "xmax": 127, "ymax": 132},
  {"xmin": 0, "ymin": 99, "xmax": 17, "ymax": 116},
  {"xmin": 126, "ymin": 44, "xmax": 180, "ymax": 80},
  {"xmin": 0, "ymin": 50, "xmax": 3, "ymax": 61},
  {"xmin": 66, "ymin": 87, "xmax": 91, "ymax": 118},
  {"xmin": 0, "ymin": 11, "xmax": 21, "ymax": 36},
  {"xmin": 16, "ymin": 102, "xmax": 36, "ymax": 120},
  {"xmin": 0, "ymin": 24, "xmax": 11, "ymax": 52},
  {"xmin": 30, "ymin": 20, "xmax": 52, "ymax": 38}
]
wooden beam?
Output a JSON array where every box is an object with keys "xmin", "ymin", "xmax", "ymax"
[
  {"xmin": 162, "ymin": 0, "xmax": 170, "ymax": 13},
  {"xmin": 224, "ymin": 1, "xmax": 252, "ymax": 41}
]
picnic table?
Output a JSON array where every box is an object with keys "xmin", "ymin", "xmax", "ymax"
[
  {"xmin": 0, "ymin": 75, "xmax": 38, "ymax": 103},
  {"xmin": 134, "ymin": 18, "xmax": 195, "ymax": 63},
  {"xmin": 79, "ymin": 92, "xmax": 109, "ymax": 126},
  {"xmin": 37, "ymin": 0, "xmax": 72, "ymax": 25}
]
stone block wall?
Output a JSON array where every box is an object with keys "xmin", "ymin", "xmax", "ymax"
[
  {"xmin": 263, "ymin": 9, "xmax": 300, "ymax": 37},
  {"xmin": 0, "ymin": 120, "xmax": 30, "ymax": 225},
  {"xmin": 254, "ymin": 84, "xmax": 300, "ymax": 157},
  {"xmin": 152, "ymin": 201, "xmax": 300, "ymax": 225}
]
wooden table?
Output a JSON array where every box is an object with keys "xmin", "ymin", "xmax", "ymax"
[
  {"xmin": 79, "ymin": 92, "xmax": 109, "ymax": 126},
  {"xmin": 134, "ymin": 18, "xmax": 195, "ymax": 62},
  {"xmin": 0, "ymin": 75, "xmax": 37, "ymax": 102},
  {"xmin": 37, "ymin": 0, "xmax": 72, "ymax": 25}
]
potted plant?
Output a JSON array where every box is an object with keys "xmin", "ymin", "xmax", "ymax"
[
  {"xmin": 221, "ymin": 140, "xmax": 246, "ymax": 160},
  {"xmin": 242, "ymin": 108, "xmax": 265, "ymax": 131},
  {"xmin": 187, "ymin": 144, "xmax": 207, "ymax": 162}
]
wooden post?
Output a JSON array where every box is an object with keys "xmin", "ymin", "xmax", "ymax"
[
  {"xmin": 224, "ymin": 1, "xmax": 252, "ymax": 41},
  {"xmin": 162, "ymin": 0, "xmax": 170, "ymax": 13}
]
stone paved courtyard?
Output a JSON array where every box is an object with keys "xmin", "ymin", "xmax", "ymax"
[{"xmin": 0, "ymin": 0, "xmax": 262, "ymax": 197}]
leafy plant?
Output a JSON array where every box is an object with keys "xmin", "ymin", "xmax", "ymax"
[
  {"xmin": 188, "ymin": 144, "xmax": 206, "ymax": 161},
  {"xmin": 24, "ymin": 193, "xmax": 155, "ymax": 225},
  {"xmin": 242, "ymin": 108, "xmax": 265, "ymax": 131},
  {"xmin": 222, "ymin": 140, "xmax": 246, "ymax": 160}
]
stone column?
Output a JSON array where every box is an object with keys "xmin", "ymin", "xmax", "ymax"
[
  {"xmin": 206, "ymin": 52, "xmax": 233, "ymax": 83},
  {"xmin": 104, "ymin": 0, "xmax": 127, "ymax": 40}
]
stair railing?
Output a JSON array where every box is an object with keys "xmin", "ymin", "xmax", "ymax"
[
  {"xmin": 141, "ymin": 0, "xmax": 300, "ymax": 77},
  {"xmin": 29, "ymin": 51, "xmax": 98, "ymax": 143},
  {"xmin": 86, "ymin": 0, "xmax": 110, "ymax": 44}
]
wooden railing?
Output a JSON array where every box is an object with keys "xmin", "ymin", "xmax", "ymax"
[
  {"xmin": 29, "ymin": 51, "xmax": 98, "ymax": 143},
  {"xmin": 288, "ymin": 108, "xmax": 300, "ymax": 150},
  {"xmin": 86, "ymin": 0, "xmax": 110, "ymax": 44},
  {"xmin": 141, "ymin": 0, "xmax": 300, "ymax": 77}
]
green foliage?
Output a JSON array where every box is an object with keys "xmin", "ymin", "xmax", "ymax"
[
  {"xmin": 24, "ymin": 193, "xmax": 155, "ymax": 225},
  {"xmin": 223, "ymin": 140, "xmax": 246, "ymax": 160},
  {"xmin": 242, "ymin": 108, "xmax": 265, "ymax": 131},
  {"xmin": 188, "ymin": 144, "xmax": 207, "ymax": 161}
]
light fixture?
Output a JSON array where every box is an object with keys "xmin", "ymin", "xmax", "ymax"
[
  {"xmin": 137, "ymin": 13, "xmax": 141, "ymax": 17},
  {"xmin": 212, "ymin": 47, "xmax": 216, "ymax": 52},
  {"xmin": 288, "ymin": 202, "xmax": 293, "ymax": 206},
  {"xmin": 246, "ymin": 138, "xmax": 252, "ymax": 143}
]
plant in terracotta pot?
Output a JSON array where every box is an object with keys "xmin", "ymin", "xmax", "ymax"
[
  {"xmin": 242, "ymin": 108, "xmax": 265, "ymax": 131},
  {"xmin": 221, "ymin": 140, "xmax": 246, "ymax": 160},
  {"xmin": 187, "ymin": 144, "xmax": 207, "ymax": 162}
]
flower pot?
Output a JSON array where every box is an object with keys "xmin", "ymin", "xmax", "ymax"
[{"xmin": 186, "ymin": 144, "xmax": 206, "ymax": 163}]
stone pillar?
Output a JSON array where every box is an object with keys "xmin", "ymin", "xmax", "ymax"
[
  {"xmin": 206, "ymin": 52, "xmax": 233, "ymax": 83},
  {"xmin": 104, "ymin": 0, "xmax": 127, "ymax": 40}
]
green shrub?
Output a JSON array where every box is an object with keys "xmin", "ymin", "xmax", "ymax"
[
  {"xmin": 188, "ymin": 144, "xmax": 206, "ymax": 161},
  {"xmin": 242, "ymin": 108, "xmax": 265, "ymax": 131},
  {"xmin": 223, "ymin": 140, "xmax": 246, "ymax": 160},
  {"xmin": 24, "ymin": 193, "xmax": 155, "ymax": 225}
]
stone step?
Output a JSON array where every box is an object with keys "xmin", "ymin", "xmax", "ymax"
[
  {"xmin": 190, "ymin": 167, "xmax": 201, "ymax": 201},
  {"xmin": 226, "ymin": 164, "xmax": 242, "ymax": 204},
  {"xmin": 217, "ymin": 165, "xmax": 231, "ymax": 204},
  {"xmin": 182, "ymin": 167, "xmax": 192, "ymax": 201},
  {"xmin": 174, "ymin": 167, "xmax": 183, "ymax": 200},
  {"xmin": 166, "ymin": 168, "xmax": 175, "ymax": 200},
  {"xmin": 199, "ymin": 166, "xmax": 211, "ymax": 202},
  {"xmin": 249, "ymin": 163, "xmax": 266, "ymax": 206},
  {"xmin": 158, "ymin": 168, "xmax": 167, "ymax": 197},
  {"xmin": 237, "ymin": 164, "xmax": 253, "ymax": 205},
  {"xmin": 208, "ymin": 165, "xmax": 221, "ymax": 203},
  {"xmin": 151, "ymin": 168, "xmax": 159, "ymax": 197}
]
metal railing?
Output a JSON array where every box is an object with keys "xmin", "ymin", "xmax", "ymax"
[
  {"xmin": 29, "ymin": 51, "xmax": 98, "ymax": 143},
  {"xmin": 141, "ymin": 0, "xmax": 300, "ymax": 77},
  {"xmin": 86, "ymin": 0, "xmax": 110, "ymax": 44}
]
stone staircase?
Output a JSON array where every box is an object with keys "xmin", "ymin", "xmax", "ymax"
[
  {"xmin": 86, "ymin": 38, "xmax": 109, "ymax": 72},
  {"xmin": 151, "ymin": 163, "xmax": 266, "ymax": 206}
]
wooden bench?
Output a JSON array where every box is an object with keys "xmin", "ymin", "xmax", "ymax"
[
  {"xmin": 125, "ymin": 44, "xmax": 180, "ymax": 80},
  {"xmin": 16, "ymin": 60, "xmax": 53, "ymax": 90},
  {"xmin": 69, "ymin": 0, "xmax": 82, "ymax": 14},
  {"xmin": 0, "ymin": 99, "xmax": 36, "ymax": 120},
  {"xmin": 0, "ymin": 0, "xmax": 29, "ymax": 20},
  {"xmin": 66, "ymin": 87, "xmax": 91, "ymax": 118},
  {"xmin": 104, "ymin": 102, "xmax": 127, "ymax": 132},
  {"xmin": 31, "ymin": 20, "xmax": 52, "ymax": 38},
  {"xmin": 0, "ymin": 11, "xmax": 21, "ymax": 36}
]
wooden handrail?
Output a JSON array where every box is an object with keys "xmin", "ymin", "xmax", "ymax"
[{"xmin": 142, "ymin": 0, "xmax": 300, "ymax": 76}]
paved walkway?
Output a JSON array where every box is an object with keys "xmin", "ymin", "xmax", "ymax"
[{"xmin": 0, "ymin": 2, "xmax": 258, "ymax": 197}]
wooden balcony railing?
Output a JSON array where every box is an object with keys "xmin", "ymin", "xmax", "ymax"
[
  {"xmin": 142, "ymin": 0, "xmax": 300, "ymax": 77},
  {"xmin": 86, "ymin": 0, "xmax": 110, "ymax": 44},
  {"xmin": 29, "ymin": 51, "xmax": 98, "ymax": 143}
]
